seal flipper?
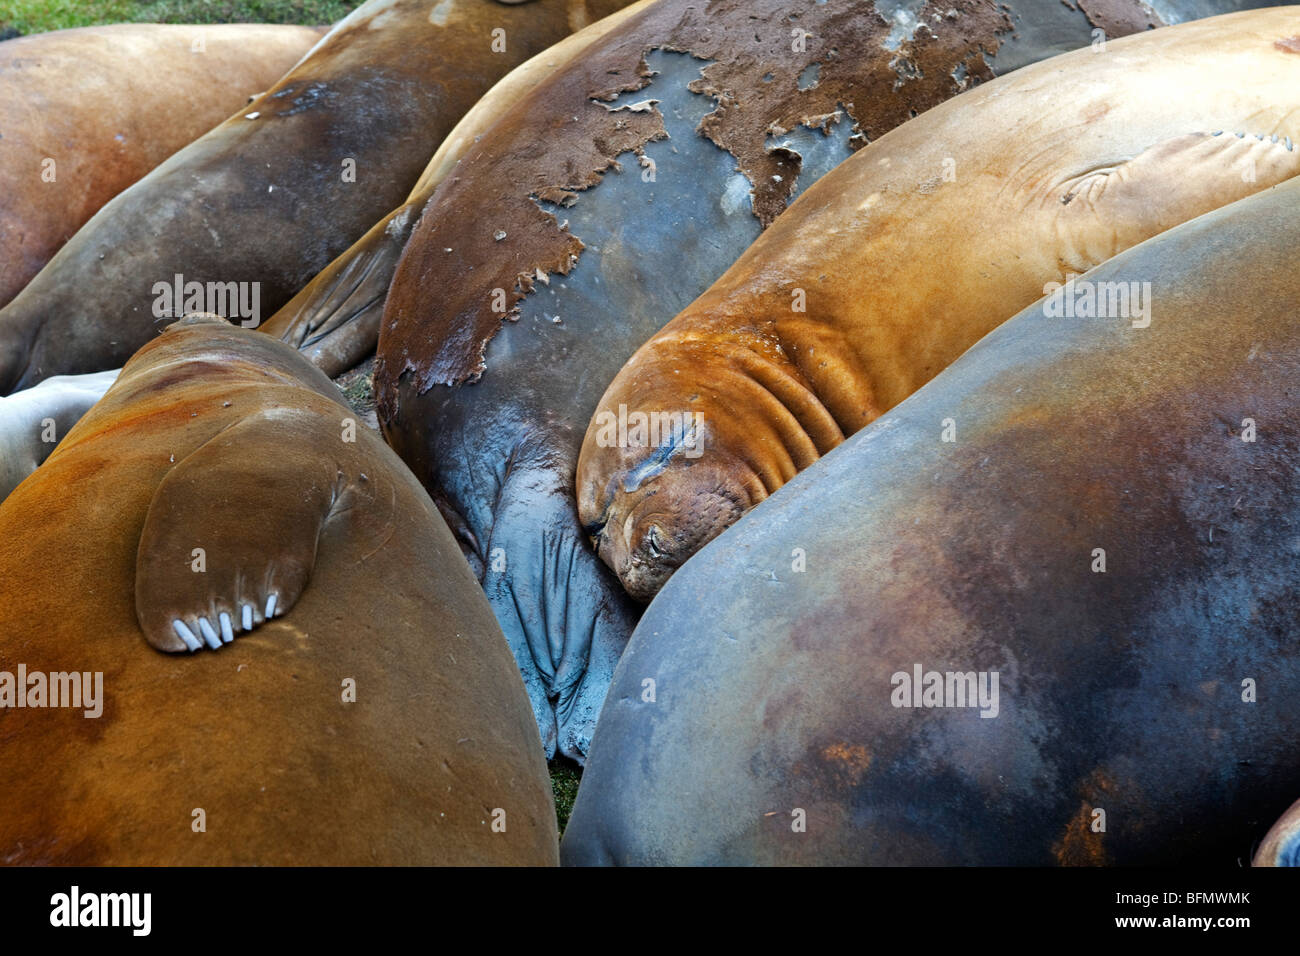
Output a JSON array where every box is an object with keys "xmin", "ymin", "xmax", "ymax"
[
  {"xmin": 259, "ymin": 203, "xmax": 419, "ymax": 378},
  {"xmin": 1051, "ymin": 130, "xmax": 1300, "ymax": 273},
  {"xmin": 483, "ymin": 452, "xmax": 639, "ymax": 761},
  {"xmin": 0, "ymin": 304, "xmax": 39, "ymax": 397},
  {"xmin": 135, "ymin": 407, "xmax": 357, "ymax": 652},
  {"xmin": 556, "ymin": 591, "xmax": 637, "ymax": 762}
]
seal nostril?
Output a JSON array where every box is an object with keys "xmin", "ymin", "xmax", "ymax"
[{"xmin": 645, "ymin": 525, "xmax": 665, "ymax": 559}]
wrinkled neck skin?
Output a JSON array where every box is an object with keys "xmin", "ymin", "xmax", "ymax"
[{"xmin": 579, "ymin": 324, "xmax": 841, "ymax": 600}]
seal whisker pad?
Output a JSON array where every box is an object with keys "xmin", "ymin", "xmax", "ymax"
[{"xmin": 134, "ymin": 408, "xmax": 345, "ymax": 653}]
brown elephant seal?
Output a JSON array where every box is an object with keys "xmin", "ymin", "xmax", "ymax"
[
  {"xmin": 0, "ymin": 0, "xmax": 636, "ymax": 395},
  {"xmin": 0, "ymin": 314, "xmax": 556, "ymax": 865},
  {"xmin": 0, "ymin": 367, "xmax": 118, "ymax": 502},
  {"xmin": 374, "ymin": 0, "xmax": 1264, "ymax": 761},
  {"xmin": 577, "ymin": 6, "xmax": 1300, "ymax": 601},
  {"xmin": 262, "ymin": 0, "xmax": 654, "ymax": 378},
  {"xmin": 562, "ymin": 175, "xmax": 1300, "ymax": 866},
  {"xmin": 1255, "ymin": 800, "xmax": 1300, "ymax": 866},
  {"xmin": 0, "ymin": 23, "xmax": 323, "ymax": 311}
]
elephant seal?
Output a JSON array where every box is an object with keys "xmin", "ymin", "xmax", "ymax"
[
  {"xmin": 0, "ymin": 23, "xmax": 323, "ymax": 311},
  {"xmin": 0, "ymin": 0, "xmax": 636, "ymax": 395},
  {"xmin": 1255, "ymin": 800, "xmax": 1300, "ymax": 866},
  {"xmin": 0, "ymin": 368, "xmax": 117, "ymax": 502},
  {"xmin": 0, "ymin": 314, "xmax": 556, "ymax": 865},
  {"xmin": 562, "ymin": 177, "xmax": 1300, "ymax": 865},
  {"xmin": 262, "ymin": 0, "xmax": 655, "ymax": 378},
  {"xmin": 374, "ymin": 0, "xmax": 1260, "ymax": 761},
  {"xmin": 578, "ymin": 6, "xmax": 1300, "ymax": 601}
]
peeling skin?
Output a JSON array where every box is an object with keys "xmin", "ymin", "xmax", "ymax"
[
  {"xmin": 0, "ymin": 0, "xmax": 635, "ymax": 395},
  {"xmin": 577, "ymin": 7, "xmax": 1300, "ymax": 602},
  {"xmin": 378, "ymin": 0, "xmax": 1189, "ymax": 394},
  {"xmin": 1053, "ymin": 770, "xmax": 1117, "ymax": 866},
  {"xmin": 379, "ymin": 0, "xmax": 1026, "ymax": 395},
  {"xmin": 376, "ymin": 0, "xmax": 1201, "ymax": 761},
  {"xmin": 261, "ymin": 1, "xmax": 651, "ymax": 378},
  {"xmin": 561, "ymin": 179, "xmax": 1300, "ymax": 865},
  {"xmin": 1077, "ymin": 0, "xmax": 1161, "ymax": 35}
]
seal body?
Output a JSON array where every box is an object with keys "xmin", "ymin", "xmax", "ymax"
[
  {"xmin": 577, "ymin": 6, "xmax": 1300, "ymax": 601},
  {"xmin": 0, "ymin": 23, "xmax": 323, "ymax": 310},
  {"xmin": 1255, "ymin": 800, "xmax": 1300, "ymax": 866},
  {"xmin": 262, "ymin": 0, "xmax": 654, "ymax": 378},
  {"xmin": 561, "ymin": 179, "xmax": 1300, "ymax": 865},
  {"xmin": 0, "ymin": 316, "xmax": 556, "ymax": 865},
  {"xmin": 0, "ymin": 0, "xmax": 634, "ymax": 394},
  {"xmin": 374, "ymin": 0, "xmax": 1248, "ymax": 760},
  {"xmin": 0, "ymin": 368, "xmax": 118, "ymax": 502}
]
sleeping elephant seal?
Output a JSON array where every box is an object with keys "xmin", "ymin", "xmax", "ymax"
[
  {"xmin": 374, "ymin": 0, "xmax": 1253, "ymax": 761},
  {"xmin": 562, "ymin": 177, "xmax": 1300, "ymax": 865},
  {"xmin": 0, "ymin": 368, "xmax": 117, "ymax": 502},
  {"xmin": 0, "ymin": 23, "xmax": 324, "ymax": 311},
  {"xmin": 0, "ymin": 314, "xmax": 556, "ymax": 865},
  {"xmin": 578, "ymin": 5, "xmax": 1300, "ymax": 601},
  {"xmin": 1255, "ymin": 800, "xmax": 1300, "ymax": 866},
  {"xmin": 262, "ymin": 0, "xmax": 655, "ymax": 378},
  {"xmin": 0, "ymin": 0, "xmax": 636, "ymax": 395}
]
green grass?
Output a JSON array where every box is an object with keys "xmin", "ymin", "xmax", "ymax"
[
  {"xmin": 550, "ymin": 761, "xmax": 582, "ymax": 837},
  {"xmin": 0, "ymin": 0, "xmax": 355, "ymax": 35}
]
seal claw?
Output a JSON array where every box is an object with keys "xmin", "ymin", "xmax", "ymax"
[
  {"xmin": 219, "ymin": 612, "xmax": 234, "ymax": 643},
  {"xmin": 198, "ymin": 617, "xmax": 221, "ymax": 649},
  {"xmin": 172, "ymin": 620, "xmax": 201, "ymax": 652}
]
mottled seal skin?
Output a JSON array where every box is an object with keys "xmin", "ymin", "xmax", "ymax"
[
  {"xmin": 0, "ymin": 315, "xmax": 556, "ymax": 865},
  {"xmin": 562, "ymin": 178, "xmax": 1300, "ymax": 866},
  {"xmin": 0, "ymin": 23, "xmax": 324, "ymax": 311},
  {"xmin": 1255, "ymin": 800, "xmax": 1300, "ymax": 866},
  {"xmin": 579, "ymin": 6, "xmax": 1300, "ymax": 601},
  {"xmin": 0, "ymin": 0, "xmax": 634, "ymax": 395},
  {"xmin": 0, "ymin": 368, "xmax": 118, "ymax": 502},
  {"xmin": 262, "ymin": 0, "xmax": 653, "ymax": 378},
  {"xmin": 374, "ymin": 0, "xmax": 1258, "ymax": 761}
]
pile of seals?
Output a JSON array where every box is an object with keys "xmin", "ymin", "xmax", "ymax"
[{"xmin": 0, "ymin": 0, "xmax": 1297, "ymax": 866}]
